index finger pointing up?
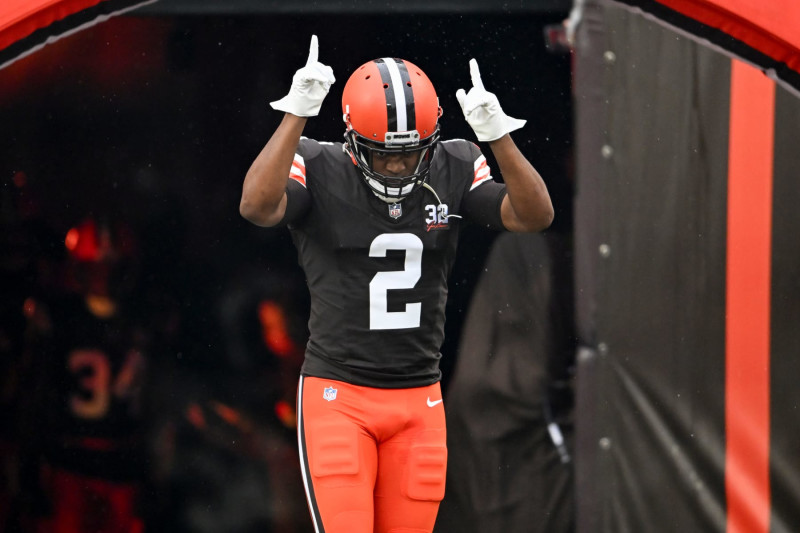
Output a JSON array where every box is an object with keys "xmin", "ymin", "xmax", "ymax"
[
  {"xmin": 469, "ymin": 58, "xmax": 484, "ymax": 90},
  {"xmin": 306, "ymin": 35, "xmax": 319, "ymax": 66}
]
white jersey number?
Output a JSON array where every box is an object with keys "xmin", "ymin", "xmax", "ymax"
[{"xmin": 369, "ymin": 233, "xmax": 423, "ymax": 330}]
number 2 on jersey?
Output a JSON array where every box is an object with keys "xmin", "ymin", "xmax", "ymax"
[{"xmin": 369, "ymin": 233, "xmax": 423, "ymax": 330}]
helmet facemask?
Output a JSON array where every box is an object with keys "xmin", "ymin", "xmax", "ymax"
[{"xmin": 344, "ymin": 125, "xmax": 440, "ymax": 203}]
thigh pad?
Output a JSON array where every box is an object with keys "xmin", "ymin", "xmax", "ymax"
[
  {"xmin": 405, "ymin": 430, "xmax": 447, "ymax": 501},
  {"xmin": 308, "ymin": 417, "xmax": 361, "ymax": 478}
]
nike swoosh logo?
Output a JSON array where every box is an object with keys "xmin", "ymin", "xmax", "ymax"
[{"xmin": 427, "ymin": 397, "xmax": 443, "ymax": 407}]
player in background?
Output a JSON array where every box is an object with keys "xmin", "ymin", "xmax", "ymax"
[
  {"xmin": 239, "ymin": 35, "xmax": 554, "ymax": 533},
  {"xmin": 16, "ymin": 217, "xmax": 149, "ymax": 533}
]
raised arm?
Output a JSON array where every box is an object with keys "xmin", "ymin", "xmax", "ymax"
[
  {"xmin": 240, "ymin": 115, "xmax": 307, "ymax": 226},
  {"xmin": 490, "ymin": 134, "xmax": 553, "ymax": 232},
  {"xmin": 239, "ymin": 35, "xmax": 335, "ymax": 227},
  {"xmin": 456, "ymin": 59, "xmax": 554, "ymax": 232}
]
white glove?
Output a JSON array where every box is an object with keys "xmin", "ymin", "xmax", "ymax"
[
  {"xmin": 270, "ymin": 35, "xmax": 335, "ymax": 117},
  {"xmin": 455, "ymin": 59, "xmax": 526, "ymax": 142}
]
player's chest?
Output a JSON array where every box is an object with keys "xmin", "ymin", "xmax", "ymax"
[{"xmin": 310, "ymin": 193, "xmax": 460, "ymax": 252}]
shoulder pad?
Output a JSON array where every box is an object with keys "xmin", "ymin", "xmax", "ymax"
[
  {"xmin": 437, "ymin": 138, "xmax": 481, "ymax": 162},
  {"xmin": 298, "ymin": 137, "xmax": 349, "ymax": 162},
  {"xmin": 298, "ymin": 136, "xmax": 324, "ymax": 159}
]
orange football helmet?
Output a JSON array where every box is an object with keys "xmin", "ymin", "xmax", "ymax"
[{"xmin": 342, "ymin": 58, "xmax": 442, "ymax": 202}]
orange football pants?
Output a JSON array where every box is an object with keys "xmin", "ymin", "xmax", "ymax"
[{"xmin": 297, "ymin": 376, "xmax": 447, "ymax": 533}]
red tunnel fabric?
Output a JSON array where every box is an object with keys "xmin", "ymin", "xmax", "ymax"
[
  {"xmin": 725, "ymin": 58, "xmax": 775, "ymax": 533},
  {"xmin": 612, "ymin": 0, "xmax": 800, "ymax": 96},
  {"xmin": 659, "ymin": 0, "xmax": 800, "ymax": 71},
  {"xmin": 0, "ymin": 0, "xmax": 155, "ymax": 71}
]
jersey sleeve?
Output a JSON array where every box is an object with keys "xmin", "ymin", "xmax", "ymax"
[
  {"xmin": 276, "ymin": 148, "xmax": 312, "ymax": 227},
  {"xmin": 460, "ymin": 146, "xmax": 507, "ymax": 231}
]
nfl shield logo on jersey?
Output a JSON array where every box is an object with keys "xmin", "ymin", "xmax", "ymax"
[
  {"xmin": 388, "ymin": 203, "xmax": 402, "ymax": 219},
  {"xmin": 323, "ymin": 386, "xmax": 338, "ymax": 401}
]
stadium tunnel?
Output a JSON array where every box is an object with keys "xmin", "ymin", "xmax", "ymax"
[
  {"xmin": 7, "ymin": 0, "xmax": 799, "ymax": 532},
  {"xmin": 1, "ymin": 1, "xmax": 574, "ymax": 531}
]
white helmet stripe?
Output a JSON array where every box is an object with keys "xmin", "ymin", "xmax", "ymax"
[{"xmin": 381, "ymin": 57, "xmax": 407, "ymax": 131}]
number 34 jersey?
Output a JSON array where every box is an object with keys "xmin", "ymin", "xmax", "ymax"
[{"xmin": 283, "ymin": 137, "xmax": 506, "ymax": 389}]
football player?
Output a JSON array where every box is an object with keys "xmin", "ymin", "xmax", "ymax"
[
  {"xmin": 240, "ymin": 35, "xmax": 554, "ymax": 533},
  {"xmin": 17, "ymin": 217, "xmax": 148, "ymax": 533}
]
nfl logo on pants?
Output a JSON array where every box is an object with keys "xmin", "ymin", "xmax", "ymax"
[{"xmin": 323, "ymin": 386, "xmax": 338, "ymax": 401}]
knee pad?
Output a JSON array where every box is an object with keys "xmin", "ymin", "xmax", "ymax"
[
  {"xmin": 308, "ymin": 418, "xmax": 360, "ymax": 478},
  {"xmin": 405, "ymin": 430, "xmax": 447, "ymax": 501}
]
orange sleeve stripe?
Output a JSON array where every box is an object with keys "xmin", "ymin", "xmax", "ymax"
[
  {"xmin": 289, "ymin": 157, "xmax": 307, "ymax": 187},
  {"xmin": 472, "ymin": 160, "xmax": 491, "ymax": 184}
]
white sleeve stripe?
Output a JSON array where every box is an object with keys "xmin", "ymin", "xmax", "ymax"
[
  {"xmin": 472, "ymin": 154, "xmax": 492, "ymax": 189},
  {"xmin": 475, "ymin": 166, "xmax": 491, "ymax": 180},
  {"xmin": 289, "ymin": 153, "xmax": 307, "ymax": 187},
  {"xmin": 470, "ymin": 175, "xmax": 493, "ymax": 191}
]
